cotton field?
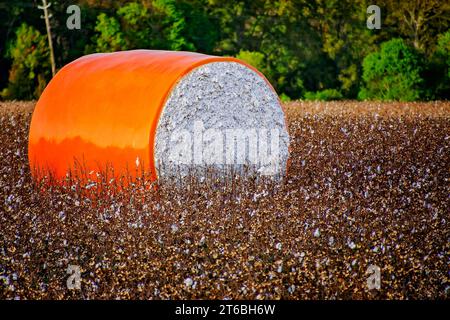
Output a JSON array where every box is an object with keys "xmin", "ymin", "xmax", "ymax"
[{"xmin": 0, "ymin": 101, "xmax": 449, "ymax": 299}]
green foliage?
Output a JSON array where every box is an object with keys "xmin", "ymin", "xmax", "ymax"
[
  {"xmin": 154, "ymin": 0, "xmax": 195, "ymax": 51},
  {"xmin": 317, "ymin": 0, "xmax": 376, "ymax": 97},
  {"xmin": 304, "ymin": 89, "xmax": 343, "ymax": 101},
  {"xmin": 1, "ymin": 1, "xmax": 449, "ymax": 100},
  {"xmin": 86, "ymin": 1, "xmax": 218, "ymax": 53},
  {"xmin": 279, "ymin": 93, "xmax": 291, "ymax": 102},
  {"xmin": 358, "ymin": 39, "xmax": 424, "ymax": 101},
  {"xmin": 117, "ymin": 2, "xmax": 153, "ymax": 49},
  {"xmin": 153, "ymin": 0, "xmax": 218, "ymax": 52},
  {"xmin": 423, "ymin": 30, "xmax": 450, "ymax": 99},
  {"xmin": 91, "ymin": 13, "xmax": 127, "ymax": 53},
  {"xmin": 436, "ymin": 31, "xmax": 450, "ymax": 77},
  {"xmin": 118, "ymin": 2, "xmax": 149, "ymax": 26},
  {"xmin": 212, "ymin": 0, "xmax": 313, "ymax": 98},
  {"xmin": 382, "ymin": 0, "xmax": 450, "ymax": 54},
  {"xmin": 1, "ymin": 23, "xmax": 50, "ymax": 100},
  {"xmin": 236, "ymin": 50, "xmax": 266, "ymax": 72}
]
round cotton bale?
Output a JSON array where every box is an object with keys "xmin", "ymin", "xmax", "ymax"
[{"xmin": 28, "ymin": 50, "xmax": 289, "ymax": 183}]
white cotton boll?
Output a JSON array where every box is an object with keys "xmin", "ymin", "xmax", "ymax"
[
  {"xmin": 313, "ymin": 228, "xmax": 321, "ymax": 238},
  {"xmin": 171, "ymin": 224, "xmax": 178, "ymax": 233},
  {"xmin": 184, "ymin": 277, "xmax": 193, "ymax": 287},
  {"xmin": 348, "ymin": 241, "xmax": 356, "ymax": 250},
  {"xmin": 328, "ymin": 236, "xmax": 334, "ymax": 246}
]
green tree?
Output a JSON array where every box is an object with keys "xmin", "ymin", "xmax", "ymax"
[
  {"xmin": 304, "ymin": 89, "xmax": 343, "ymax": 101},
  {"xmin": 436, "ymin": 31, "xmax": 450, "ymax": 78},
  {"xmin": 236, "ymin": 50, "xmax": 266, "ymax": 73},
  {"xmin": 381, "ymin": 0, "xmax": 450, "ymax": 54},
  {"xmin": 358, "ymin": 39, "xmax": 424, "ymax": 101},
  {"xmin": 152, "ymin": 0, "xmax": 195, "ymax": 51},
  {"xmin": 423, "ymin": 30, "xmax": 450, "ymax": 99},
  {"xmin": 87, "ymin": 1, "xmax": 217, "ymax": 53},
  {"xmin": 90, "ymin": 13, "xmax": 127, "ymax": 53},
  {"xmin": 2, "ymin": 0, "xmax": 449, "ymax": 101},
  {"xmin": 154, "ymin": 0, "xmax": 218, "ymax": 52},
  {"xmin": 117, "ymin": 2, "xmax": 153, "ymax": 49},
  {"xmin": 207, "ymin": 0, "xmax": 316, "ymax": 98},
  {"xmin": 313, "ymin": 0, "xmax": 377, "ymax": 97},
  {"xmin": 1, "ymin": 23, "xmax": 50, "ymax": 100}
]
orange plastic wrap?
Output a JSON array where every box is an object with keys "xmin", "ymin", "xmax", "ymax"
[{"xmin": 28, "ymin": 50, "xmax": 271, "ymax": 182}]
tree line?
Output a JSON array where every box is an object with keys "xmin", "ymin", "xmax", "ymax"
[{"xmin": 0, "ymin": 0, "xmax": 449, "ymax": 101}]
